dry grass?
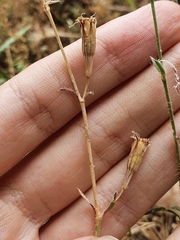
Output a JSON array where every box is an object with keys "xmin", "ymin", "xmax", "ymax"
[{"xmin": 122, "ymin": 183, "xmax": 180, "ymax": 240}]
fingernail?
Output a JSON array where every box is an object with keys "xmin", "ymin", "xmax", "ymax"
[
  {"xmin": 73, "ymin": 237, "xmax": 94, "ymax": 240},
  {"xmin": 99, "ymin": 236, "xmax": 119, "ymax": 240},
  {"xmin": 73, "ymin": 236, "xmax": 118, "ymax": 240}
]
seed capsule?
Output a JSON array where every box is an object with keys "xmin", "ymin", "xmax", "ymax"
[
  {"xmin": 76, "ymin": 14, "xmax": 97, "ymax": 78},
  {"xmin": 113, "ymin": 131, "xmax": 150, "ymax": 203},
  {"xmin": 128, "ymin": 131, "xmax": 150, "ymax": 173}
]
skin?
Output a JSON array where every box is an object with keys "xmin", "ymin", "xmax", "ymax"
[{"xmin": 0, "ymin": 1, "xmax": 180, "ymax": 240}]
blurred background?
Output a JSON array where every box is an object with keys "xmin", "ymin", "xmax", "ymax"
[{"xmin": 0, "ymin": 0, "xmax": 148, "ymax": 84}]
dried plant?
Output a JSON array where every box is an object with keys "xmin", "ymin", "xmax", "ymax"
[
  {"xmin": 75, "ymin": 13, "xmax": 97, "ymax": 79},
  {"xmin": 41, "ymin": 0, "xmax": 150, "ymax": 237}
]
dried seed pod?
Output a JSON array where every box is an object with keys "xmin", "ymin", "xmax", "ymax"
[
  {"xmin": 107, "ymin": 131, "xmax": 150, "ymax": 204},
  {"xmin": 76, "ymin": 14, "xmax": 97, "ymax": 78},
  {"xmin": 121, "ymin": 131, "xmax": 150, "ymax": 192},
  {"xmin": 128, "ymin": 131, "xmax": 150, "ymax": 173}
]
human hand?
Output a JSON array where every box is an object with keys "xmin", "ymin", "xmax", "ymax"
[{"xmin": 0, "ymin": 1, "xmax": 180, "ymax": 239}]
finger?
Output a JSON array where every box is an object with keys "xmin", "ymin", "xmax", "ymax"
[
  {"xmin": 0, "ymin": 1, "xmax": 180, "ymax": 175},
  {"xmin": 0, "ymin": 1, "xmax": 180, "ymax": 239},
  {"xmin": 1, "ymin": 36, "xmax": 180, "ymax": 240},
  {"xmin": 73, "ymin": 236, "xmax": 118, "ymax": 240},
  {"xmin": 166, "ymin": 225, "xmax": 180, "ymax": 240},
  {"xmin": 39, "ymin": 111, "xmax": 180, "ymax": 239}
]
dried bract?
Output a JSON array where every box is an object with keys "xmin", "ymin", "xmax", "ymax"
[{"xmin": 76, "ymin": 14, "xmax": 97, "ymax": 78}]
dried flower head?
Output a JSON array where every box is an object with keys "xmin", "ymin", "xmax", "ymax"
[
  {"xmin": 128, "ymin": 131, "xmax": 150, "ymax": 173},
  {"xmin": 76, "ymin": 13, "xmax": 97, "ymax": 78},
  {"xmin": 114, "ymin": 131, "xmax": 150, "ymax": 202}
]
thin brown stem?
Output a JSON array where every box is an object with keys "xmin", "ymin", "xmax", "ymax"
[
  {"xmin": 42, "ymin": 0, "xmax": 80, "ymax": 99},
  {"xmin": 80, "ymin": 99, "xmax": 100, "ymax": 215},
  {"xmin": 41, "ymin": 0, "xmax": 100, "ymax": 235},
  {"xmin": 83, "ymin": 77, "xmax": 90, "ymax": 98}
]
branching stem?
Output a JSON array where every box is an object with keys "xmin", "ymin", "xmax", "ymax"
[{"xmin": 41, "ymin": 0, "xmax": 100, "ymax": 235}]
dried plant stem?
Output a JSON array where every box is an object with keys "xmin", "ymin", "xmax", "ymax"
[
  {"xmin": 150, "ymin": 0, "xmax": 180, "ymax": 182},
  {"xmin": 42, "ymin": 0, "xmax": 100, "ymax": 236},
  {"xmin": 80, "ymin": 100, "xmax": 100, "ymax": 215},
  {"xmin": 83, "ymin": 78, "xmax": 90, "ymax": 98},
  {"xmin": 42, "ymin": 0, "xmax": 80, "ymax": 98},
  {"xmin": 42, "ymin": 2, "xmax": 150, "ymax": 237}
]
